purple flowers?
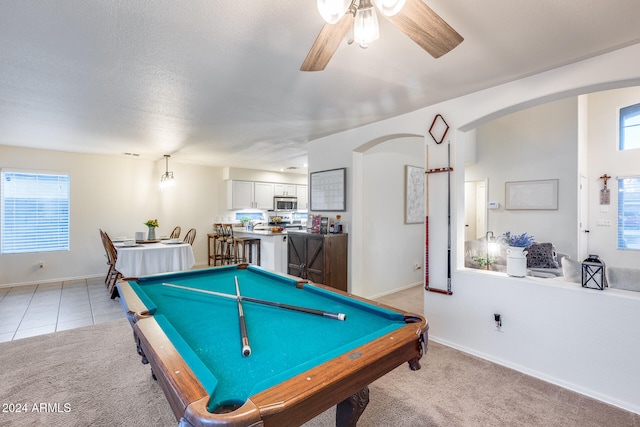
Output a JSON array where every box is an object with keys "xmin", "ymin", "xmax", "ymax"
[{"xmin": 501, "ymin": 231, "xmax": 535, "ymax": 247}]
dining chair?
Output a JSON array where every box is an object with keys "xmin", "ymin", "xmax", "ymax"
[
  {"xmin": 101, "ymin": 230, "xmax": 123, "ymax": 298},
  {"xmin": 98, "ymin": 229, "xmax": 113, "ymax": 286},
  {"xmin": 170, "ymin": 226, "xmax": 181, "ymax": 239},
  {"xmin": 183, "ymin": 228, "xmax": 197, "ymax": 245}
]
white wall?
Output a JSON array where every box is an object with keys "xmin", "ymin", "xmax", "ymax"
[
  {"xmin": 466, "ymin": 97, "xmax": 579, "ymax": 257},
  {"xmin": 362, "ymin": 137, "xmax": 424, "ymax": 297},
  {"xmin": 308, "ymin": 43, "xmax": 640, "ymax": 413},
  {"xmin": 428, "ymin": 271, "xmax": 640, "ymax": 413},
  {"xmin": 0, "ymin": 145, "xmax": 225, "ymax": 286}
]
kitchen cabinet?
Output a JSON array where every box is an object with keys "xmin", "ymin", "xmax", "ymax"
[
  {"xmin": 287, "ymin": 231, "xmax": 348, "ymax": 291},
  {"xmin": 227, "ymin": 180, "xmax": 274, "ymax": 210},
  {"xmin": 254, "ymin": 182, "xmax": 275, "ymax": 209},
  {"xmin": 274, "ymin": 184, "xmax": 296, "ymax": 196},
  {"xmin": 296, "ymin": 185, "xmax": 308, "ymax": 210}
]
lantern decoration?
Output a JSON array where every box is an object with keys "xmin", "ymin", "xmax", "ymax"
[{"xmin": 582, "ymin": 254, "xmax": 605, "ymax": 290}]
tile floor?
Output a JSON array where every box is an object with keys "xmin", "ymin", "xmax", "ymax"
[
  {"xmin": 0, "ymin": 275, "xmax": 424, "ymax": 344},
  {"xmin": 0, "ymin": 276, "xmax": 125, "ymax": 342}
]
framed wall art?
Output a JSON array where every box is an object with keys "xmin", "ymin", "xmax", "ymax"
[
  {"xmin": 405, "ymin": 165, "xmax": 425, "ymax": 223},
  {"xmin": 505, "ymin": 179, "xmax": 558, "ymax": 210},
  {"xmin": 310, "ymin": 168, "xmax": 346, "ymax": 211}
]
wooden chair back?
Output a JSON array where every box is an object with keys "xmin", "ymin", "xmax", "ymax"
[
  {"xmin": 170, "ymin": 226, "xmax": 181, "ymax": 239},
  {"xmin": 183, "ymin": 228, "xmax": 197, "ymax": 245}
]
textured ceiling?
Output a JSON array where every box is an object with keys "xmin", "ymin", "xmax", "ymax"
[{"xmin": 2, "ymin": 1, "xmax": 640, "ymax": 173}]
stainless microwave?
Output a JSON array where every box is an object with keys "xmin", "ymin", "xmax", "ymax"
[{"xmin": 274, "ymin": 196, "xmax": 297, "ymax": 211}]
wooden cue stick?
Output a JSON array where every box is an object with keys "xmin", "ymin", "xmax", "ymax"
[
  {"xmin": 161, "ymin": 282, "xmax": 346, "ymax": 321},
  {"xmin": 235, "ymin": 276, "xmax": 251, "ymax": 357}
]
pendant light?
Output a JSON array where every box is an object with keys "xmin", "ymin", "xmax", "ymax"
[{"xmin": 160, "ymin": 155, "xmax": 175, "ymax": 190}]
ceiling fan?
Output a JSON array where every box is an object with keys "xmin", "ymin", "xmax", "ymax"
[{"xmin": 301, "ymin": 0, "xmax": 463, "ymax": 71}]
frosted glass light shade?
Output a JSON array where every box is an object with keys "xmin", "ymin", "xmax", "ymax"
[
  {"xmin": 317, "ymin": 0, "xmax": 351, "ymax": 24},
  {"xmin": 372, "ymin": 0, "xmax": 406, "ymax": 16},
  {"xmin": 353, "ymin": 1, "xmax": 379, "ymax": 48}
]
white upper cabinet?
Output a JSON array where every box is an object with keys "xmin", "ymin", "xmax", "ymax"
[
  {"xmin": 254, "ymin": 182, "xmax": 275, "ymax": 210},
  {"xmin": 274, "ymin": 184, "xmax": 296, "ymax": 196},
  {"xmin": 227, "ymin": 181, "xmax": 274, "ymax": 210}
]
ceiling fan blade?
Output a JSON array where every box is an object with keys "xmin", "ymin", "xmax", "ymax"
[
  {"xmin": 300, "ymin": 12, "xmax": 355, "ymax": 71},
  {"xmin": 385, "ymin": 0, "xmax": 463, "ymax": 58}
]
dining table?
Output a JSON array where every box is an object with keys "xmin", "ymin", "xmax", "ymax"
[{"xmin": 114, "ymin": 240, "xmax": 195, "ymax": 277}]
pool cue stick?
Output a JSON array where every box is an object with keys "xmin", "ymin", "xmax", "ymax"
[
  {"xmin": 446, "ymin": 142, "xmax": 452, "ymax": 294},
  {"xmin": 161, "ymin": 282, "xmax": 346, "ymax": 321},
  {"xmin": 235, "ymin": 276, "xmax": 251, "ymax": 357}
]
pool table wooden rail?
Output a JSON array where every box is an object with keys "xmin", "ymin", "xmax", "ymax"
[{"xmin": 137, "ymin": 313, "xmax": 427, "ymax": 427}]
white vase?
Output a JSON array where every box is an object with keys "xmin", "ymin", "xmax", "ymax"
[{"xmin": 506, "ymin": 246, "xmax": 528, "ymax": 277}]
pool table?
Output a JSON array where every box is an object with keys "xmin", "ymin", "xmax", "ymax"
[{"xmin": 116, "ymin": 264, "xmax": 427, "ymax": 427}]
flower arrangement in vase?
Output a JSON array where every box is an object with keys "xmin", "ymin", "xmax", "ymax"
[
  {"xmin": 144, "ymin": 219, "xmax": 159, "ymax": 240},
  {"xmin": 500, "ymin": 231, "xmax": 535, "ymax": 277}
]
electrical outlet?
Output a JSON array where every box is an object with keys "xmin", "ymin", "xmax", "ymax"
[{"xmin": 494, "ymin": 313, "xmax": 502, "ymax": 331}]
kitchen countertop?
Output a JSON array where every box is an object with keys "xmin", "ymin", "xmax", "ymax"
[{"xmin": 232, "ymin": 228, "xmax": 287, "ymax": 236}]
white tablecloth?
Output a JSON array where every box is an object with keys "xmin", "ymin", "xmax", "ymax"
[{"xmin": 115, "ymin": 242, "xmax": 195, "ymax": 277}]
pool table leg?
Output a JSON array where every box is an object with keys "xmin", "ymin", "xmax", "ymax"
[{"xmin": 335, "ymin": 386, "xmax": 369, "ymax": 427}]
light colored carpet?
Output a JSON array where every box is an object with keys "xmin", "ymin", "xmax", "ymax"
[{"xmin": 0, "ymin": 318, "xmax": 638, "ymax": 427}]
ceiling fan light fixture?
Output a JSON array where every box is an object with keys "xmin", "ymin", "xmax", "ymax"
[
  {"xmin": 317, "ymin": 0, "xmax": 352, "ymax": 24},
  {"xmin": 372, "ymin": 0, "xmax": 406, "ymax": 16},
  {"xmin": 354, "ymin": 0, "xmax": 379, "ymax": 48}
]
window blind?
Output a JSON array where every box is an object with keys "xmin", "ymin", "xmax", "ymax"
[
  {"xmin": 1, "ymin": 171, "xmax": 70, "ymax": 254},
  {"xmin": 617, "ymin": 176, "xmax": 640, "ymax": 250}
]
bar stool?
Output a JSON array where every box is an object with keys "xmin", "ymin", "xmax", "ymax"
[
  {"xmin": 207, "ymin": 232, "xmax": 218, "ymax": 266},
  {"xmin": 234, "ymin": 237, "xmax": 261, "ymax": 265},
  {"xmin": 219, "ymin": 223, "xmax": 236, "ymax": 265}
]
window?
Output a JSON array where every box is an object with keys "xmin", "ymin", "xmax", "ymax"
[
  {"xmin": 617, "ymin": 177, "xmax": 640, "ymax": 250},
  {"xmin": 1, "ymin": 170, "xmax": 70, "ymax": 254},
  {"xmin": 619, "ymin": 102, "xmax": 640, "ymax": 150}
]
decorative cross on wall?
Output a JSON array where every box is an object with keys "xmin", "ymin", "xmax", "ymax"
[{"xmin": 599, "ymin": 174, "xmax": 612, "ymax": 205}]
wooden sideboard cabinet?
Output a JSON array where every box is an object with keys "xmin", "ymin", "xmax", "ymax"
[{"xmin": 287, "ymin": 231, "xmax": 348, "ymax": 291}]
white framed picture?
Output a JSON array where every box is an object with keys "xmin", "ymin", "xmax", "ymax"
[
  {"xmin": 310, "ymin": 168, "xmax": 346, "ymax": 211},
  {"xmin": 505, "ymin": 179, "xmax": 558, "ymax": 210},
  {"xmin": 405, "ymin": 165, "xmax": 425, "ymax": 224}
]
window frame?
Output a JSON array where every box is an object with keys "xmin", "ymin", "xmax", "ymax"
[
  {"xmin": 619, "ymin": 102, "xmax": 640, "ymax": 151},
  {"xmin": 1, "ymin": 169, "xmax": 71, "ymax": 254}
]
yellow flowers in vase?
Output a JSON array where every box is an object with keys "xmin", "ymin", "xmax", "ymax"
[
  {"xmin": 144, "ymin": 219, "xmax": 159, "ymax": 228},
  {"xmin": 144, "ymin": 219, "xmax": 159, "ymax": 240}
]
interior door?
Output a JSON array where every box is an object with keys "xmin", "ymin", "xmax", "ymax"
[
  {"xmin": 464, "ymin": 182, "xmax": 476, "ymax": 241},
  {"xmin": 465, "ymin": 180, "xmax": 487, "ymax": 241},
  {"xmin": 578, "ymin": 174, "xmax": 589, "ymax": 260}
]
